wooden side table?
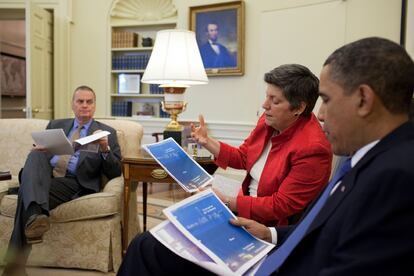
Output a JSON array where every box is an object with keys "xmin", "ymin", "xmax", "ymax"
[{"xmin": 121, "ymin": 151, "xmax": 217, "ymax": 256}]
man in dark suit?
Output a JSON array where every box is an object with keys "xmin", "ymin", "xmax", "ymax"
[
  {"xmin": 2, "ymin": 85, "xmax": 122, "ymax": 276},
  {"xmin": 117, "ymin": 37, "xmax": 414, "ymax": 276},
  {"xmin": 199, "ymin": 22, "xmax": 236, "ymax": 68}
]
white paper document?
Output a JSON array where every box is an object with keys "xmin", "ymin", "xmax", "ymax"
[
  {"xmin": 142, "ymin": 138, "xmax": 213, "ymax": 192},
  {"xmin": 158, "ymin": 189, "xmax": 274, "ymax": 275},
  {"xmin": 75, "ymin": 130, "xmax": 110, "ymax": 145},
  {"xmin": 31, "ymin": 129, "xmax": 74, "ymax": 155},
  {"xmin": 213, "ymin": 174, "xmax": 242, "ymax": 199},
  {"xmin": 31, "ymin": 129, "xmax": 110, "ymax": 155},
  {"xmin": 151, "ymin": 220, "xmax": 233, "ymax": 275}
]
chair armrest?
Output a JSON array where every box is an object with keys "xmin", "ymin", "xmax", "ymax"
[
  {"xmin": 103, "ymin": 176, "xmax": 123, "ymax": 196},
  {"xmin": 103, "ymin": 175, "xmax": 141, "ymax": 239},
  {"xmin": 0, "ymin": 177, "xmax": 19, "ymax": 202}
]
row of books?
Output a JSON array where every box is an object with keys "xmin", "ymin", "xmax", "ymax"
[
  {"xmin": 112, "ymin": 31, "xmax": 138, "ymax": 48},
  {"xmin": 112, "ymin": 100, "xmax": 170, "ymax": 118},
  {"xmin": 159, "ymin": 105, "xmax": 170, "ymax": 118},
  {"xmin": 112, "ymin": 53, "xmax": 150, "ymax": 70},
  {"xmin": 111, "ymin": 101, "xmax": 132, "ymax": 117},
  {"xmin": 149, "ymin": 84, "xmax": 164, "ymax": 94}
]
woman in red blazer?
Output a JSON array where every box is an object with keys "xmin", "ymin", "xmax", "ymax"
[{"xmin": 192, "ymin": 64, "xmax": 332, "ymax": 226}]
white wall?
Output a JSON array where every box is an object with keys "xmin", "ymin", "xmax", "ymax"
[
  {"xmin": 0, "ymin": 0, "xmax": 403, "ymax": 124},
  {"xmin": 68, "ymin": 0, "xmax": 402, "ymax": 125}
]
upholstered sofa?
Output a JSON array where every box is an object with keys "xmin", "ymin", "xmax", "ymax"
[{"xmin": 0, "ymin": 118, "xmax": 143, "ymax": 272}]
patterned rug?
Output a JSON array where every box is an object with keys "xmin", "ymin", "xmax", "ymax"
[
  {"xmin": 136, "ymin": 183, "xmax": 189, "ymax": 230},
  {"xmin": 136, "ymin": 198, "xmax": 170, "ymax": 230}
]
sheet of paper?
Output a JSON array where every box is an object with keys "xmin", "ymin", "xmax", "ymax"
[
  {"xmin": 163, "ymin": 189, "xmax": 274, "ymax": 275},
  {"xmin": 32, "ymin": 129, "xmax": 110, "ymax": 155},
  {"xmin": 31, "ymin": 129, "xmax": 74, "ymax": 155},
  {"xmin": 213, "ymin": 174, "xmax": 242, "ymax": 198},
  {"xmin": 142, "ymin": 138, "xmax": 213, "ymax": 193},
  {"xmin": 151, "ymin": 220, "xmax": 234, "ymax": 275},
  {"xmin": 74, "ymin": 130, "xmax": 110, "ymax": 145}
]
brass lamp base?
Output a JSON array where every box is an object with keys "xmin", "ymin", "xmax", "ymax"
[
  {"xmin": 161, "ymin": 86, "xmax": 188, "ymax": 130},
  {"xmin": 161, "ymin": 104, "xmax": 188, "ymax": 130}
]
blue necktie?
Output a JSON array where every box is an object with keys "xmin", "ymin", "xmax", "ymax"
[{"xmin": 256, "ymin": 158, "xmax": 352, "ymax": 275}]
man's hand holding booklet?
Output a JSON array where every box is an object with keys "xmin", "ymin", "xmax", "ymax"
[
  {"xmin": 31, "ymin": 129, "xmax": 110, "ymax": 155},
  {"xmin": 142, "ymin": 138, "xmax": 274, "ymax": 275},
  {"xmin": 151, "ymin": 189, "xmax": 274, "ymax": 275}
]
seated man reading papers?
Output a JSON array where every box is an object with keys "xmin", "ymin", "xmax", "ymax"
[{"xmin": 2, "ymin": 85, "xmax": 122, "ymax": 276}]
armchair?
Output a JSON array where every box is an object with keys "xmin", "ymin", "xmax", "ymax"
[{"xmin": 0, "ymin": 118, "xmax": 143, "ymax": 272}]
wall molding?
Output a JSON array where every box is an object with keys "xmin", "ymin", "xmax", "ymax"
[{"xmin": 109, "ymin": 117, "xmax": 255, "ymax": 146}]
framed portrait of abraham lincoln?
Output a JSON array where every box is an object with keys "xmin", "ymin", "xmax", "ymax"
[{"xmin": 190, "ymin": 1, "xmax": 245, "ymax": 76}]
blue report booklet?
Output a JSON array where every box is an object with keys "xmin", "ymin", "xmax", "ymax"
[
  {"xmin": 142, "ymin": 137, "xmax": 213, "ymax": 192},
  {"xmin": 161, "ymin": 189, "xmax": 274, "ymax": 275}
]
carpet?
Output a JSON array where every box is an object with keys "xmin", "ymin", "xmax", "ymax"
[
  {"xmin": 137, "ymin": 195, "xmax": 178, "ymax": 230},
  {"xmin": 136, "ymin": 182, "xmax": 192, "ymax": 230}
]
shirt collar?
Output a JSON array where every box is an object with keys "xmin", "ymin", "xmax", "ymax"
[
  {"xmin": 351, "ymin": 139, "xmax": 380, "ymax": 167},
  {"xmin": 74, "ymin": 118, "xmax": 93, "ymax": 131}
]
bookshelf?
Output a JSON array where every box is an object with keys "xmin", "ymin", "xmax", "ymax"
[{"xmin": 109, "ymin": 19, "xmax": 176, "ymax": 118}]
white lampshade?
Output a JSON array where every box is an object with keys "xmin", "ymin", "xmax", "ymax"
[{"xmin": 141, "ymin": 29, "xmax": 208, "ymax": 86}]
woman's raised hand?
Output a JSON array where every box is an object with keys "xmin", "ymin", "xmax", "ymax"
[{"xmin": 190, "ymin": 114, "xmax": 209, "ymax": 146}]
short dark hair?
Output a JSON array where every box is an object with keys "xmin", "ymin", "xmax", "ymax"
[
  {"xmin": 324, "ymin": 37, "xmax": 414, "ymax": 114},
  {"xmin": 72, "ymin": 85, "xmax": 96, "ymax": 101},
  {"xmin": 264, "ymin": 64, "xmax": 319, "ymax": 116},
  {"xmin": 205, "ymin": 22, "xmax": 218, "ymax": 32}
]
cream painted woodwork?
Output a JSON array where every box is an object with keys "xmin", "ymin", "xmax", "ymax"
[
  {"xmin": 26, "ymin": 4, "xmax": 53, "ymax": 119},
  {"xmin": 110, "ymin": 0, "xmax": 176, "ymax": 22}
]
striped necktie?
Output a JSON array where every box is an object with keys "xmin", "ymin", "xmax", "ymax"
[
  {"xmin": 52, "ymin": 126, "xmax": 82, "ymax": 177},
  {"xmin": 256, "ymin": 158, "xmax": 352, "ymax": 275}
]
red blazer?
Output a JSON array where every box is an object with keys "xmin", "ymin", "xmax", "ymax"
[{"xmin": 215, "ymin": 113, "xmax": 332, "ymax": 226}]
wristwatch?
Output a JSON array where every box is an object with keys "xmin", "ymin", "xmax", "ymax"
[{"xmin": 224, "ymin": 198, "xmax": 231, "ymax": 209}]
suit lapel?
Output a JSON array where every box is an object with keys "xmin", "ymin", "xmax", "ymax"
[
  {"xmin": 306, "ymin": 122, "xmax": 414, "ymax": 233},
  {"xmin": 87, "ymin": 119, "xmax": 99, "ymax": 135},
  {"xmin": 307, "ymin": 164, "xmax": 359, "ymax": 232},
  {"xmin": 62, "ymin": 119, "xmax": 75, "ymax": 136}
]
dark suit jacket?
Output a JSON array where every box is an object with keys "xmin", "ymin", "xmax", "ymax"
[
  {"xmin": 47, "ymin": 118, "xmax": 122, "ymax": 192},
  {"xmin": 199, "ymin": 42, "xmax": 236, "ymax": 68},
  {"xmin": 275, "ymin": 122, "xmax": 414, "ymax": 275}
]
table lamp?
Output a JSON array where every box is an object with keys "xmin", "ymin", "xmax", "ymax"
[{"xmin": 141, "ymin": 29, "xmax": 208, "ymax": 144}]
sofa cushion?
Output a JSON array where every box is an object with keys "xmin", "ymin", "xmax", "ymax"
[{"xmin": 0, "ymin": 192, "xmax": 119, "ymax": 222}]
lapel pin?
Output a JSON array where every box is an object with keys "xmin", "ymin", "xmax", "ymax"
[{"xmin": 341, "ymin": 185, "xmax": 346, "ymax": 192}]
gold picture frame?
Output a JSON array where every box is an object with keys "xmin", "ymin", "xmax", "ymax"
[{"xmin": 190, "ymin": 1, "xmax": 245, "ymax": 76}]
